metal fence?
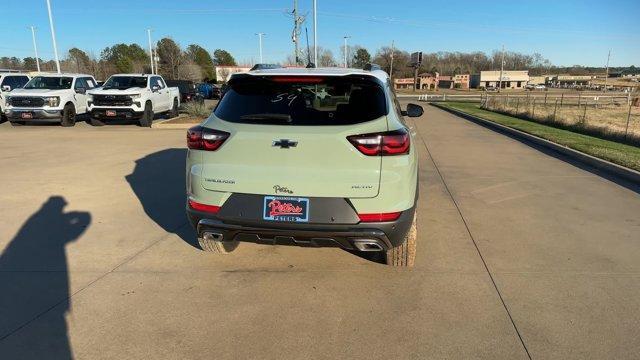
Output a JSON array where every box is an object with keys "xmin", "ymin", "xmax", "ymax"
[{"xmin": 481, "ymin": 94, "xmax": 640, "ymax": 144}]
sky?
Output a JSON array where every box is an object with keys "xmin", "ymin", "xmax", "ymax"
[{"xmin": 1, "ymin": 0, "xmax": 638, "ymax": 67}]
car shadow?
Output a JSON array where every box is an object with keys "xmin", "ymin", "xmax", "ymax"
[
  {"xmin": 125, "ymin": 148, "xmax": 198, "ymax": 248},
  {"xmin": 125, "ymin": 148, "xmax": 385, "ymax": 264},
  {"xmin": 0, "ymin": 196, "xmax": 91, "ymax": 359}
]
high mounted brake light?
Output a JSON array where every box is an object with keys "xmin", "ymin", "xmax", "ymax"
[
  {"xmin": 187, "ymin": 125, "xmax": 230, "ymax": 151},
  {"xmin": 347, "ymin": 128, "xmax": 410, "ymax": 156},
  {"xmin": 270, "ymin": 76, "xmax": 325, "ymax": 83}
]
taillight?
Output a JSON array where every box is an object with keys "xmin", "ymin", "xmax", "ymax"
[
  {"xmin": 188, "ymin": 199, "xmax": 220, "ymax": 214},
  {"xmin": 358, "ymin": 211, "xmax": 402, "ymax": 222},
  {"xmin": 347, "ymin": 128, "xmax": 410, "ymax": 156},
  {"xmin": 187, "ymin": 125, "xmax": 230, "ymax": 151}
]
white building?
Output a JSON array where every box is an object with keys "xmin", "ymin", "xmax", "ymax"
[
  {"xmin": 471, "ymin": 70, "xmax": 529, "ymax": 89},
  {"xmin": 215, "ymin": 66, "xmax": 251, "ymax": 83}
]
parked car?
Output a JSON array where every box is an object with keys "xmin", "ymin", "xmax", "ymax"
[
  {"xmin": 197, "ymin": 83, "xmax": 221, "ymax": 99},
  {"xmin": 0, "ymin": 72, "xmax": 31, "ymax": 122},
  {"xmin": 165, "ymin": 80, "xmax": 200, "ymax": 103},
  {"xmin": 87, "ymin": 73, "xmax": 179, "ymax": 127},
  {"xmin": 185, "ymin": 67, "xmax": 422, "ymax": 266},
  {"xmin": 4, "ymin": 73, "xmax": 97, "ymax": 126}
]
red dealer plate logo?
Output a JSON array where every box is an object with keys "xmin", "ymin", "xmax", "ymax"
[{"xmin": 263, "ymin": 196, "xmax": 309, "ymax": 222}]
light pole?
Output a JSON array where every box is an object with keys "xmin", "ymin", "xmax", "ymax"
[
  {"xmin": 498, "ymin": 44, "xmax": 505, "ymax": 92},
  {"xmin": 256, "ymin": 33, "xmax": 266, "ymax": 63},
  {"xmin": 45, "ymin": 0, "xmax": 61, "ymax": 73},
  {"xmin": 147, "ymin": 29, "xmax": 154, "ymax": 74},
  {"xmin": 29, "ymin": 26, "xmax": 41, "ymax": 72},
  {"xmin": 313, "ymin": 0, "xmax": 317, "ymax": 67},
  {"xmin": 343, "ymin": 36, "xmax": 350, "ymax": 68}
]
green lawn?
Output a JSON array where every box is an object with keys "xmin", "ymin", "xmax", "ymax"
[{"xmin": 436, "ymin": 102, "xmax": 640, "ymax": 172}]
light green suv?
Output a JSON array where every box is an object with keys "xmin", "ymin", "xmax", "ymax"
[{"xmin": 186, "ymin": 66, "xmax": 423, "ymax": 266}]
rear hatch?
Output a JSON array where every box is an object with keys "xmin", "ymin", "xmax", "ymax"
[{"xmin": 199, "ymin": 73, "xmax": 389, "ymax": 198}]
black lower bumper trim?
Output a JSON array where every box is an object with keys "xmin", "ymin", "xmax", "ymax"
[{"xmin": 90, "ymin": 108, "xmax": 143, "ymax": 120}]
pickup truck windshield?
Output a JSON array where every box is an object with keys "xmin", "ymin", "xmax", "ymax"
[
  {"xmin": 102, "ymin": 76, "xmax": 148, "ymax": 90},
  {"xmin": 24, "ymin": 76, "xmax": 73, "ymax": 90},
  {"xmin": 214, "ymin": 75, "xmax": 388, "ymax": 126}
]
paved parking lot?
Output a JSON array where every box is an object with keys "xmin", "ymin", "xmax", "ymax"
[{"xmin": 1, "ymin": 105, "xmax": 639, "ymax": 359}]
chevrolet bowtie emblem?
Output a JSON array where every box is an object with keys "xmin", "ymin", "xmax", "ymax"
[{"xmin": 272, "ymin": 139, "xmax": 298, "ymax": 148}]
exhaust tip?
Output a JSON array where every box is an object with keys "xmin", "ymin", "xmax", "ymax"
[
  {"xmin": 203, "ymin": 231, "xmax": 224, "ymax": 242},
  {"xmin": 353, "ymin": 239, "xmax": 384, "ymax": 252}
]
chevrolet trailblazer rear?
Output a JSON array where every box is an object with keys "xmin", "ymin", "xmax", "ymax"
[{"xmin": 185, "ymin": 67, "xmax": 422, "ymax": 266}]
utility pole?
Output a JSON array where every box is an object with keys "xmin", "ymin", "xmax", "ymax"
[
  {"xmin": 313, "ymin": 0, "xmax": 317, "ymax": 67},
  {"xmin": 146, "ymin": 29, "xmax": 154, "ymax": 74},
  {"xmin": 29, "ymin": 26, "xmax": 41, "ymax": 72},
  {"xmin": 343, "ymin": 36, "xmax": 350, "ymax": 68},
  {"xmin": 604, "ymin": 49, "xmax": 611, "ymax": 92},
  {"xmin": 498, "ymin": 44, "xmax": 505, "ymax": 93},
  {"xmin": 256, "ymin": 33, "xmax": 266, "ymax": 63},
  {"xmin": 45, "ymin": 0, "xmax": 61, "ymax": 73},
  {"xmin": 291, "ymin": 0, "xmax": 305, "ymax": 65},
  {"xmin": 389, "ymin": 40, "xmax": 395, "ymax": 78}
]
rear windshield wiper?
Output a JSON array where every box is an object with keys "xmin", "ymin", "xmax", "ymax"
[{"xmin": 240, "ymin": 113, "xmax": 292, "ymax": 123}]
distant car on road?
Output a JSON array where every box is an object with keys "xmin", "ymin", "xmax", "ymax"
[
  {"xmin": 0, "ymin": 72, "xmax": 30, "ymax": 122},
  {"xmin": 87, "ymin": 74, "xmax": 180, "ymax": 127},
  {"xmin": 186, "ymin": 66, "xmax": 423, "ymax": 266},
  {"xmin": 5, "ymin": 73, "xmax": 97, "ymax": 127}
]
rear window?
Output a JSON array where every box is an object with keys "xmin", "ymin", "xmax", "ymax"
[{"xmin": 214, "ymin": 75, "xmax": 388, "ymax": 125}]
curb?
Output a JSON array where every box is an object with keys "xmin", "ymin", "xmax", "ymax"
[
  {"xmin": 430, "ymin": 102, "xmax": 640, "ymax": 185},
  {"xmin": 151, "ymin": 114, "xmax": 203, "ymax": 129}
]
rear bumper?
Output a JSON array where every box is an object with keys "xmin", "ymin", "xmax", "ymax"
[
  {"xmin": 5, "ymin": 108, "xmax": 62, "ymax": 121},
  {"xmin": 187, "ymin": 204, "xmax": 416, "ymax": 250},
  {"xmin": 90, "ymin": 108, "xmax": 144, "ymax": 120}
]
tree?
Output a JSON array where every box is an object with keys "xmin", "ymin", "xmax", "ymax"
[
  {"xmin": 373, "ymin": 47, "xmax": 411, "ymax": 78},
  {"xmin": 100, "ymin": 43, "xmax": 149, "ymax": 75},
  {"xmin": 68, "ymin": 48, "xmax": 92, "ymax": 73},
  {"xmin": 318, "ymin": 47, "xmax": 336, "ymax": 67},
  {"xmin": 22, "ymin": 57, "xmax": 40, "ymax": 71},
  {"xmin": 352, "ymin": 48, "xmax": 371, "ymax": 69},
  {"xmin": 186, "ymin": 44, "xmax": 215, "ymax": 81},
  {"xmin": 156, "ymin": 38, "xmax": 183, "ymax": 79},
  {"xmin": 213, "ymin": 49, "xmax": 236, "ymax": 66}
]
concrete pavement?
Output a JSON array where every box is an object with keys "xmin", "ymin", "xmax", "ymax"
[{"xmin": 0, "ymin": 106, "xmax": 638, "ymax": 359}]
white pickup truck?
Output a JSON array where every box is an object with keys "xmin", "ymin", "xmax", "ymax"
[
  {"xmin": 4, "ymin": 73, "xmax": 97, "ymax": 127},
  {"xmin": 0, "ymin": 72, "xmax": 31, "ymax": 122},
  {"xmin": 87, "ymin": 74, "xmax": 180, "ymax": 127}
]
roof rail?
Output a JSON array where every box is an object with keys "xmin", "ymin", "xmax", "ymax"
[{"xmin": 363, "ymin": 63, "xmax": 382, "ymax": 71}]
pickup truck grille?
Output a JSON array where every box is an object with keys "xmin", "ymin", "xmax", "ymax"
[
  {"xmin": 93, "ymin": 95, "xmax": 133, "ymax": 106},
  {"xmin": 9, "ymin": 97, "xmax": 45, "ymax": 107}
]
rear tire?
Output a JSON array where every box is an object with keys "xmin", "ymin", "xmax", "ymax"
[
  {"xmin": 198, "ymin": 233, "xmax": 238, "ymax": 254},
  {"xmin": 385, "ymin": 212, "xmax": 417, "ymax": 267},
  {"xmin": 90, "ymin": 118, "xmax": 105, "ymax": 126},
  {"xmin": 168, "ymin": 98, "xmax": 179, "ymax": 118},
  {"xmin": 61, "ymin": 103, "xmax": 76, "ymax": 127},
  {"xmin": 138, "ymin": 101, "xmax": 153, "ymax": 127}
]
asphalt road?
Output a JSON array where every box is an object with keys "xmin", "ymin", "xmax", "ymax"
[{"xmin": 0, "ymin": 105, "xmax": 638, "ymax": 359}]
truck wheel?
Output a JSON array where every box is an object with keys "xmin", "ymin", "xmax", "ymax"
[
  {"xmin": 168, "ymin": 98, "xmax": 179, "ymax": 118},
  {"xmin": 385, "ymin": 212, "xmax": 417, "ymax": 267},
  {"xmin": 60, "ymin": 103, "xmax": 76, "ymax": 127},
  {"xmin": 138, "ymin": 101, "xmax": 153, "ymax": 127},
  {"xmin": 90, "ymin": 118, "xmax": 105, "ymax": 126},
  {"xmin": 198, "ymin": 232, "xmax": 238, "ymax": 254}
]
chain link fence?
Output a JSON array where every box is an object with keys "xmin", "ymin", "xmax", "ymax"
[{"xmin": 481, "ymin": 93, "xmax": 640, "ymax": 146}]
